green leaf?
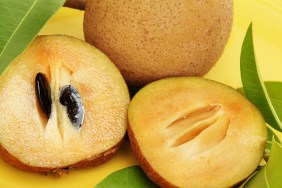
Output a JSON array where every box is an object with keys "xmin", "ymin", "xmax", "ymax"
[
  {"xmin": 240, "ymin": 23, "xmax": 282, "ymax": 132},
  {"xmin": 264, "ymin": 81, "xmax": 282, "ymax": 119},
  {"xmin": 242, "ymin": 136, "xmax": 282, "ymax": 188},
  {"xmin": 0, "ymin": 0, "xmax": 65, "ymax": 75},
  {"xmin": 263, "ymin": 81, "xmax": 282, "ymax": 151},
  {"xmin": 265, "ymin": 127, "xmax": 274, "ymax": 152},
  {"xmin": 238, "ymin": 82, "xmax": 282, "ymax": 121},
  {"xmin": 237, "ymin": 81, "xmax": 282, "ymax": 151},
  {"xmin": 239, "ymin": 23, "xmax": 282, "ymax": 187},
  {"xmin": 95, "ymin": 166, "xmax": 159, "ymax": 188}
]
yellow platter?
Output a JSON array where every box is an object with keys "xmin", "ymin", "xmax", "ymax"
[{"xmin": 0, "ymin": 0, "xmax": 282, "ymax": 187}]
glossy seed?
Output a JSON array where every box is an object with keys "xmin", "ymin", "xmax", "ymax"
[
  {"xmin": 60, "ymin": 85, "xmax": 84, "ymax": 129},
  {"xmin": 35, "ymin": 73, "xmax": 52, "ymax": 118}
]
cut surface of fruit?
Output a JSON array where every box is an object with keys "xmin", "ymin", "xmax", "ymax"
[
  {"xmin": 0, "ymin": 35, "xmax": 130, "ymax": 173},
  {"xmin": 128, "ymin": 77, "xmax": 267, "ymax": 188}
]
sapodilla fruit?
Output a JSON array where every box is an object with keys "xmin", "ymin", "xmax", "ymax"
[
  {"xmin": 84, "ymin": 0, "xmax": 233, "ymax": 86},
  {"xmin": 128, "ymin": 77, "xmax": 267, "ymax": 187},
  {"xmin": 0, "ymin": 35, "xmax": 130, "ymax": 174}
]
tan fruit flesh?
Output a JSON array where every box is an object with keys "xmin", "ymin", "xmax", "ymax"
[
  {"xmin": 128, "ymin": 77, "xmax": 267, "ymax": 187},
  {"xmin": 0, "ymin": 35, "xmax": 129, "ymax": 171}
]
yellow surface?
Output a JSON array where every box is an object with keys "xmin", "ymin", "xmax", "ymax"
[{"xmin": 0, "ymin": 0, "xmax": 282, "ymax": 187}]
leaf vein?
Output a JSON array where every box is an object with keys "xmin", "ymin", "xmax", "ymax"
[
  {"xmin": 264, "ymin": 162, "xmax": 270, "ymax": 188},
  {"xmin": 0, "ymin": 0, "xmax": 39, "ymax": 58}
]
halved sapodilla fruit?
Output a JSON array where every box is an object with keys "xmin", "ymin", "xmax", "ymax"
[
  {"xmin": 128, "ymin": 77, "xmax": 267, "ymax": 187},
  {"xmin": 0, "ymin": 35, "xmax": 130, "ymax": 174}
]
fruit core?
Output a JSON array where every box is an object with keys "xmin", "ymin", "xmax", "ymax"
[
  {"xmin": 35, "ymin": 72, "xmax": 84, "ymax": 130},
  {"xmin": 166, "ymin": 104, "xmax": 229, "ymax": 157}
]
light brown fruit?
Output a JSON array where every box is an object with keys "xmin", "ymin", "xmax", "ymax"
[
  {"xmin": 128, "ymin": 77, "xmax": 267, "ymax": 187},
  {"xmin": 84, "ymin": 0, "xmax": 233, "ymax": 86},
  {"xmin": 0, "ymin": 35, "xmax": 130, "ymax": 174}
]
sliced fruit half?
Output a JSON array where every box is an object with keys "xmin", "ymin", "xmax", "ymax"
[
  {"xmin": 0, "ymin": 35, "xmax": 130, "ymax": 174},
  {"xmin": 128, "ymin": 77, "xmax": 267, "ymax": 187}
]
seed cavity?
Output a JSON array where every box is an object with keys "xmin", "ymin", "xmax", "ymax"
[
  {"xmin": 35, "ymin": 73, "xmax": 52, "ymax": 119},
  {"xmin": 59, "ymin": 85, "xmax": 84, "ymax": 129},
  {"xmin": 167, "ymin": 105, "xmax": 229, "ymax": 149}
]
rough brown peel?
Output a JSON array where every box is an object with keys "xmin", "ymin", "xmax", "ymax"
[
  {"xmin": 84, "ymin": 0, "xmax": 233, "ymax": 86},
  {"xmin": 0, "ymin": 140, "xmax": 123, "ymax": 175}
]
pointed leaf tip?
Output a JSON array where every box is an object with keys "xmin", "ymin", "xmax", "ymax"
[{"xmin": 240, "ymin": 23, "xmax": 282, "ymax": 132}]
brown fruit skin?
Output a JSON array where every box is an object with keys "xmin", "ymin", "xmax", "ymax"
[
  {"xmin": 84, "ymin": 0, "xmax": 233, "ymax": 86},
  {"xmin": 128, "ymin": 126, "xmax": 177, "ymax": 188},
  {"xmin": 0, "ymin": 139, "xmax": 123, "ymax": 175}
]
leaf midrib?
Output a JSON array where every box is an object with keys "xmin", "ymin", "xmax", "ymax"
[
  {"xmin": 259, "ymin": 69, "xmax": 282, "ymax": 130},
  {"xmin": 0, "ymin": 0, "xmax": 39, "ymax": 58},
  {"xmin": 264, "ymin": 164, "xmax": 270, "ymax": 188}
]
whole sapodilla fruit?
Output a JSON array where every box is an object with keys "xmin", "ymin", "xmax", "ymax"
[
  {"xmin": 128, "ymin": 77, "xmax": 267, "ymax": 187},
  {"xmin": 0, "ymin": 35, "xmax": 130, "ymax": 173},
  {"xmin": 84, "ymin": 0, "xmax": 233, "ymax": 86}
]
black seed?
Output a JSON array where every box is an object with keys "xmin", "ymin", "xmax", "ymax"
[
  {"xmin": 60, "ymin": 85, "xmax": 84, "ymax": 129},
  {"xmin": 35, "ymin": 73, "xmax": 52, "ymax": 118}
]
